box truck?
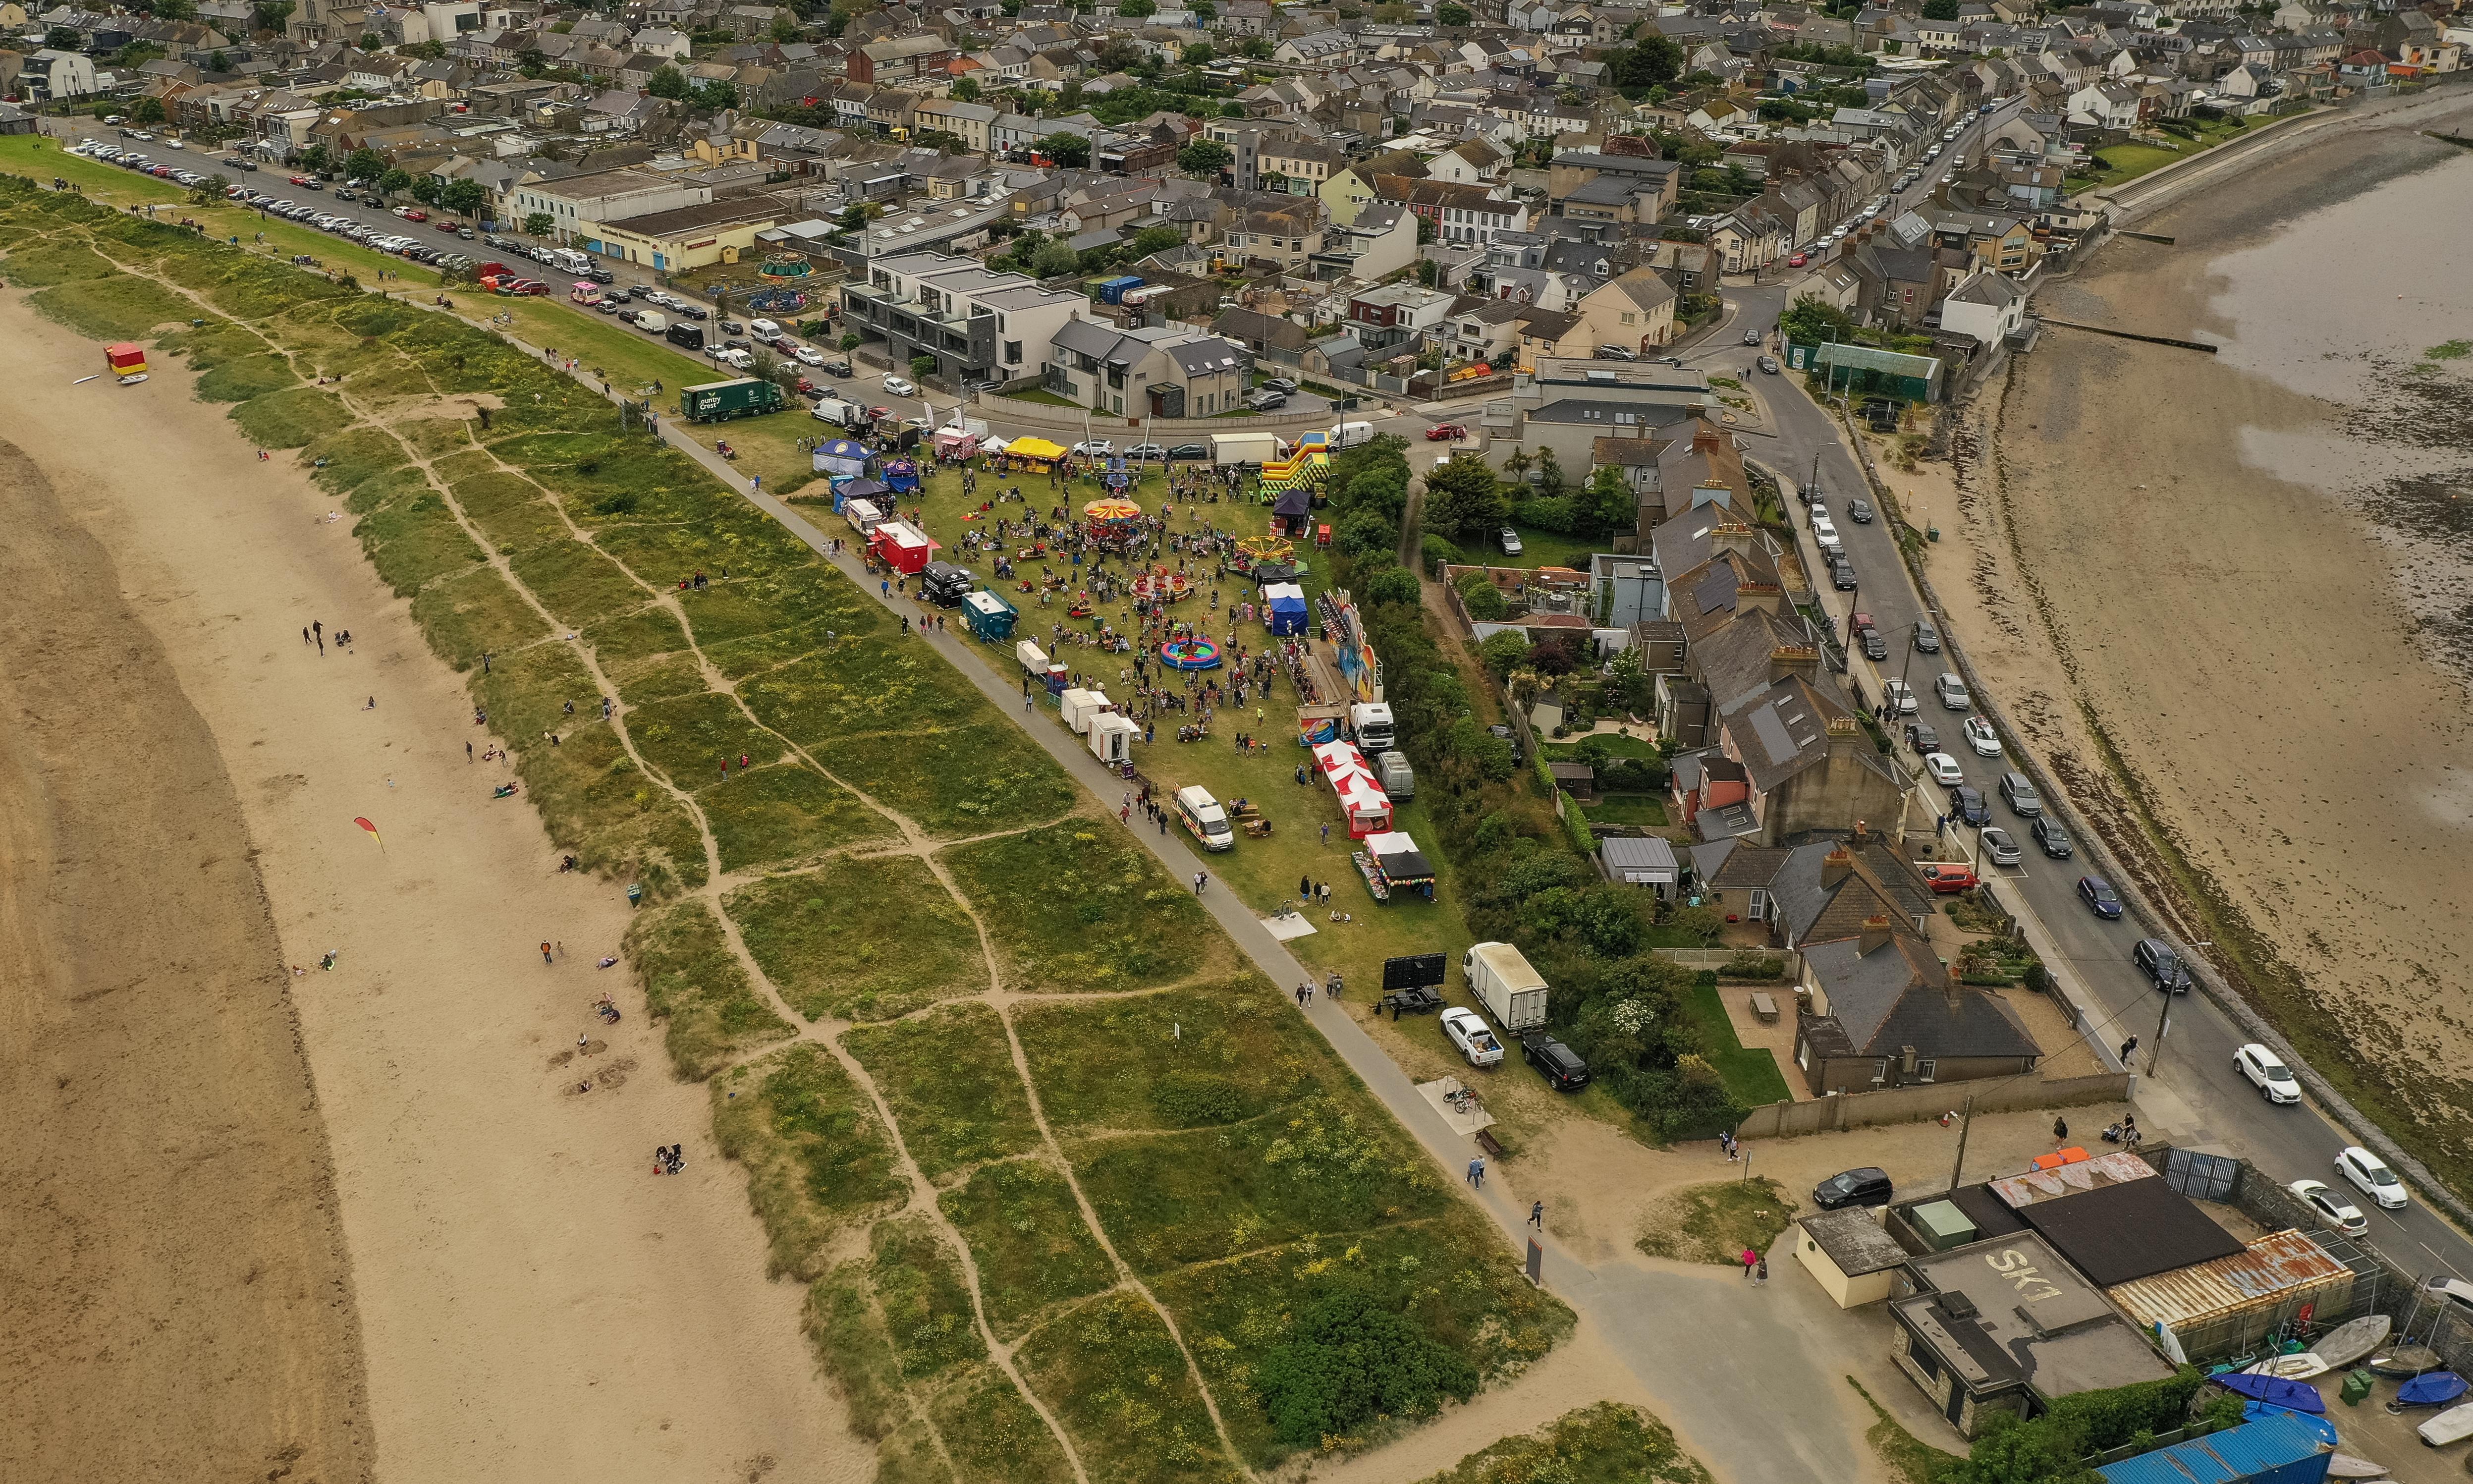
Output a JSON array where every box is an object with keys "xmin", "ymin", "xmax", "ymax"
[
  {"xmin": 813, "ymin": 396, "xmax": 868, "ymax": 429},
  {"xmin": 1463, "ymin": 942, "xmax": 1548, "ymax": 1032},
  {"xmin": 1350, "ymin": 701, "xmax": 1395, "ymax": 752},
  {"xmin": 677, "ymin": 377, "xmax": 787, "ymax": 423}
]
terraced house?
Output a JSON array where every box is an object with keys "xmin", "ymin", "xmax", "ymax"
[{"xmin": 841, "ymin": 250, "xmax": 1086, "ymax": 388}]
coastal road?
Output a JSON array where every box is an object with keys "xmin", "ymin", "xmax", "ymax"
[{"xmin": 1711, "ymin": 297, "xmax": 2473, "ymax": 1288}]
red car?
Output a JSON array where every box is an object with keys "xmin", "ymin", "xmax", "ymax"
[
  {"xmin": 1849, "ymin": 611, "xmax": 1877, "ymax": 637},
  {"xmin": 435, "ymin": 218, "xmax": 463, "ymax": 232},
  {"xmin": 1426, "ymin": 423, "xmax": 1467, "ymax": 441},
  {"xmin": 1788, "ymin": 252, "xmax": 1811, "ymax": 267},
  {"xmin": 1920, "ymin": 864, "xmax": 1980, "ymax": 894},
  {"xmin": 402, "ymin": 209, "xmax": 428, "ymax": 222},
  {"xmin": 289, "ymin": 174, "xmax": 312, "ymax": 186}
]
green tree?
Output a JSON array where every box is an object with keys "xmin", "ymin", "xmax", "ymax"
[
  {"xmin": 250, "ymin": 0, "xmax": 293, "ymax": 30},
  {"xmin": 1922, "ymin": 0, "xmax": 1959, "ymax": 15},
  {"xmin": 951, "ymin": 76, "xmax": 981, "ymax": 101},
  {"xmin": 441, "ymin": 177, "xmax": 485, "ymax": 216},
  {"xmin": 298, "ymin": 142, "xmax": 333, "ymax": 172},
  {"xmin": 1535, "ymin": 445, "xmax": 1564, "ymax": 500},
  {"xmin": 524, "ymin": 210, "xmax": 554, "ymax": 236},
  {"xmin": 1780, "ymin": 293, "xmax": 1859, "ymax": 346},
  {"xmin": 692, "ymin": 79, "xmax": 740, "ymax": 109},
  {"xmin": 647, "ymin": 63, "xmax": 691, "ymax": 98},
  {"xmin": 1582, "ymin": 463, "xmax": 1635, "ymax": 537},
  {"xmin": 1236, "ymin": 34, "xmax": 1272, "ymax": 58},
  {"xmin": 150, "ymin": 0, "xmax": 199, "ymax": 16},
  {"xmin": 1180, "ymin": 41, "xmax": 1212, "ymax": 64},
  {"xmin": 207, "ymin": 48, "xmax": 229, "ymax": 69},
  {"xmin": 1425, "ymin": 454, "xmax": 1508, "ymax": 539},
  {"xmin": 189, "ymin": 171, "xmax": 230, "ymax": 205},
  {"xmin": 409, "ymin": 173, "xmax": 443, "ymax": 206},
  {"xmin": 129, "ymin": 96, "xmax": 168, "ymax": 126},
  {"xmin": 1436, "ymin": 0, "xmax": 1471, "ymax": 20},
  {"xmin": 1365, "ymin": 566, "xmax": 1421, "ymax": 606},
  {"xmin": 344, "ymin": 146, "xmax": 386, "ymax": 182},
  {"xmin": 909, "ymin": 354, "xmax": 938, "ymax": 382},
  {"xmin": 1116, "ymin": 0, "xmax": 1154, "ymax": 12},
  {"xmin": 1037, "ymin": 131, "xmax": 1092, "ymax": 167},
  {"xmin": 1177, "ymin": 138, "xmax": 1232, "ymax": 174},
  {"xmin": 770, "ymin": 12, "xmax": 801, "ymax": 39},
  {"xmin": 378, "ymin": 166, "xmax": 413, "ymax": 196},
  {"xmin": 1609, "ymin": 35, "xmax": 1681, "ymax": 94},
  {"xmin": 1479, "ymin": 629, "xmax": 1531, "ymax": 678},
  {"xmin": 1416, "ymin": 257, "xmax": 1439, "ymax": 287},
  {"xmin": 1256, "ymin": 1291, "xmax": 1477, "ymax": 1447},
  {"xmin": 1129, "ymin": 224, "xmax": 1184, "ymax": 257},
  {"xmin": 839, "ymin": 331, "xmax": 862, "ymax": 351},
  {"xmin": 402, "ymin": 38, "xmax": 446, "ymax": 58},
  {"xmin": 1030, "ymin": 240, "xmax": 1079, "ymax": 276}
]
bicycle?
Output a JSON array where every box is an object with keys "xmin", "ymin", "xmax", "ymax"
[
  {"xmin": 1444, "ymin": 1085, "xmax": 1483, "ymax": 1116},
  {"xmin": 1273, "ymin": 898, "xmax": 1302, "ymax": 920}
]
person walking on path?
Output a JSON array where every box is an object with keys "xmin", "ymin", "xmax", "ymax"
[
  {"xmin": 2120, "ymin": 1035, "xmax": 2139, "ymax": 1065},
  {"xmin": 1193, "ymin": 871, "xmax": 1207, "ymax": 894},
  {"xmin": 1529, "ymin": 1200, "xmax": 1544, "ymax": 1230},
  {"xmin": 1466, "ymin": 1156, "xmax": 1485, "ymax": 1189},
  {"xmin": 2052, "ymin": 1115, "xmax": 2069, "ymax": 1145},
  {"xmin": 1741, "ymin": 1247, "xmax": 1759, "ymax": 1278}
]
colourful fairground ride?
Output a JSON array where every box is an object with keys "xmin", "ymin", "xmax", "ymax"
[
  {"xmin": 1258, "ymin": 440, "xmax": 1329, "ymax": 494},
  {"xmin": 1159, "ymin": 637, "xmax": 1221, "ymax": 671},
  {"xmin": 1083, "ymin": 496, "xmax": 1146, "ymax": 550}
]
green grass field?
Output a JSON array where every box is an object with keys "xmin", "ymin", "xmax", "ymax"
[{"xmin": 1682, "ymin": 976, "xmax": 1794, "ymax": 1108}]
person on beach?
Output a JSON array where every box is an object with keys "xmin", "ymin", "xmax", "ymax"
[{"xmin": 541, "ymin": 941, "xmax": 554, "ymax": 965}]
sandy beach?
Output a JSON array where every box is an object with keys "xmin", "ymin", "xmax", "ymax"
[
  {"xmin": 0, "ymin": 293, "xmax": 857, "ymax": 1480},
  {"xmin": 1923, "ymin": 99, "xmax": 2473, "ymax": 1181}
]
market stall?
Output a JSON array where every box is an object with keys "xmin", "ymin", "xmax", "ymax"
[
  {"xmin": 812, "ymin": 439, "xmax": 871, "ymax": 479},
  {"xmin": 934, "ymin": 428, "xmax": 981, "ymax": 461},
  {"xmin": 881, "ymin": 457, "xmax": 922, "ymax": 495},
  {"xmin": 1354, "ymin": 830, "xmax": 1436, "ymax": 901},
  {"xmin": 1313, "ymin": 741, "xmax": 1393, "ymax": 838},
  {"xmin": 1089, "ymin": 712, "xmax": 1140, "ymax": 767},
  {"xmin": 1271, "ymin": 486, "xmax": 1313, "ymax": 537},
  {"xmin": 1005, "ymin": 436, "xmax": 1069, "ymax": 472},
  {"xmin": 870, "ymin": 519, "xmax": 936, "ymax": 574},
  {"xmin": 1263, "ymin": 582, "xmax": 1309, "ymax": 637}
]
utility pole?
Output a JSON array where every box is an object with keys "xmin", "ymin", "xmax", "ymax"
[
  {"xmin": 1948, "ymin": 1095, "xmax": 1977, "ymax": 1192},
  {"xmin": 2149, "ymin": 984, "xmax": 2173, "ymax": 1075}
]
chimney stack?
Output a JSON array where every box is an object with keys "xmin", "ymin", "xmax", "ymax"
[
  {"xmin": 1861, "ymin": 914, "xmax": 1893, "ymax": 956},
  {"xmin": 1709, "ymin": 521, "xmax": 1756, "ymax": 559},
  {"xmin": 1768, "ymin": 643, "xmax": 1820, "ymax": 684},
  {"xmin": 1826, "ymin": 715, "xmax": 1862, "ymax": 756},
  {"xmin": 1691, "ymin": 421, "xmax": 1725, "ymax": 455},
  {"xmin": 1820, "ymin": 845, "xmax": 1853, "ymax": 889}
]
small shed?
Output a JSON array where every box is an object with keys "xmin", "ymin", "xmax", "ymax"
[
  {"xmin": 2095, "ymin": 1411, "xmax": 2332, "ymax": 1484},
  {"xmin": 1794, "ymin": 1207, "xmax": 1908, "ymax": 1308},
  {"xmin": 1089, "ymin": 712, "xmax": 1140, "ymax": 765},
  {"xmin": 963, "ymin": 589, "xmax": 1017, "ymax": 642},
  {"xmin": 1599, "ymin": 835, "xmax": 1679, "ymax": 896},
  {"xmin": 1548, "ymin": 760, "xmax": 1597, "ymax": 801}
]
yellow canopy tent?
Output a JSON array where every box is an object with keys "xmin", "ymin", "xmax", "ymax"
[{"xmin": 1007, "ymin": 436, "xmax": 1069, "ymax": 468}]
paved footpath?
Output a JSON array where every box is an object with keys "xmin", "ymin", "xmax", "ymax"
[{"xmin": 569, "ymin": 375, "xmax": 1873, "ymax": 1484}]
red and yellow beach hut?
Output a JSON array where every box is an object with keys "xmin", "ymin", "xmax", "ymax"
[{"xmin": 105, "ymin": 342, "xmax": 148, "ymax": 381}]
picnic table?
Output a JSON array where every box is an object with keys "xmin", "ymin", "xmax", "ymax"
[{"xmin": 1750, "ymin": 991, "xmax": 1779, "ymax": 1023}]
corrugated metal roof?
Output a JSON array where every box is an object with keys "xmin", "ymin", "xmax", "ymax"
[
  {"xmin": 1989, "ymin": 1150, "xmax": 2157, "ymax": 1209},
  {"xmin": 2106, "ymin": 1231, "xmax": 2351, "ymax": 1330},
  {"xmin": 2097, "ymin": 1412, "xmax": 2328, "ymax": 1484}
]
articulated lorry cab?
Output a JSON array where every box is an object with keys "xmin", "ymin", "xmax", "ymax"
[{"xmin": 1350, "ymin": 702, "xmax": 1395, "ymax": 752}]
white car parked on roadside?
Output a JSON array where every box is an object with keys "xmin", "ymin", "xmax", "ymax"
[
  {"xmin": 1440, "ymin": 1007, "xmax": 1504, "ymax": 1068},
  {"xmin": 1924, "ymin": 752, "xmax": 1965, "ymax": 787},
  {"xmin": 2336, "ymin": 1145, "xmax": 2407, "ymax": 1210}
]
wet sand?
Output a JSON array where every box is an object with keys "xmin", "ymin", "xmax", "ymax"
[
  {"xmin": 1945, "ymin": 102, "xmax": 2473, "ymax": 1172},
  {"xmin": 0, "ymin": 294, "xmax": 854, "ymax": 1479}
]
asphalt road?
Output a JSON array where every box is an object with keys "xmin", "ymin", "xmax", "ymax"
[{"xmin": 1698, "ymin": 279, "xmax": 2473, "ymax": 1287}]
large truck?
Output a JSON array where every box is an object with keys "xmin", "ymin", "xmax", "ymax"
[
  {"xmin": 1463, "ymin": 942, "xmax": 1548, "ymax": 1032},
  {"xmin": 1351, "ymin": 701, "xmax": 1395, "ymax": 752},
  {"xmin": 1212, "ymin": 431, "xmax": 1282, "ymax": 466},
  {"xmin": 677, "ymin": 377, "xmax": 787, "ymax": 423}
]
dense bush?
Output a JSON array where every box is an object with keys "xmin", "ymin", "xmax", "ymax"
[
  {"xmin": 1948, "ymin": 1368, "xmax": 2232, "ymax": 1484},
  {"xmin": 1254, "ymin": 1289, "xmax": 1478, "ymax": 1445}
]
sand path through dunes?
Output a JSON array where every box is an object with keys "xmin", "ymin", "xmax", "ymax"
[{"xmin": 0, "ymin": 293, "xmax": 856, "ymax": 1483}]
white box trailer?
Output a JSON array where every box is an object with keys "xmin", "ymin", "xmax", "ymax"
[
  {"xmin": 1090, "ymin": 713, "xmax": 1140, "ymax": 766},
  {"xmin": 1212, "ymin": 431, "xmax": 1282, "ymax": 466},
  {"xmin": 844, "ymin": 497, "xmax": 885, "ymax": 535},
  {"xmin": 1377, "ymin": 750, "xmax": 1415, "ymax": 799},
  {"xmin": 1015, "ymin": 639, "xmax": 1051, "ymax": 675},
  {"xmin": 1329, "ymin": 420, "xmax": 1375, "ymax": 448},
  {"xmin": 1060, "ymin": 687, "xmax": 1111, "ymax": 734},
  {"xmin": 1463, "ymin": 941, "xmax": 1548, "ymax": 1032}
]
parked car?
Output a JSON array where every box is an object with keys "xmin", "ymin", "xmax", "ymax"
[
  {"xmin": 1260, "ymin": 376, "xmax": 1298, "ymax": 393},
  {"xmin": 1070, "ymin": 439, "xmax": 1113, "ymax": 456},
  {"xmin": 1440, "ymin": 1007, "xmax": 1504, "ymax": 1068},
  {"xmin": 1914, "ymin": 619, "xmax": 1941, "ymax": 653},
  {"xmin": 1905, "ymin": 721, "xmax": 1940, "ymax": 754},
  {"xmin": 749, "ymin": 318, "xmax": 781, "ymax": 338},
  {"xmin": 1499, "ymin": 528, "xmax": 1523, "ymax": 555},
  {"xmin": 792, "ymin": 346, "xmax": 825, "ymax": 366},
  {"xmin": 1848, "ymin": 611, "xmax": 1876, "ymax": 638},
  {"xmin": 1860, "ymin": 630, "xmax": 1887, "ymax": 660},
  {"xmin": 1997, "ymin": 771, "xmax": 2038, "ymax": 816},
  {"xmin": 1883, "ymin": 678, "xmax": 1916, "ymax": 715},
  {"xmin": 1934, "ymin": 672, "xmax": 1971, "ymax": 711},
  {"xmin": 1980, "ymin": 827, "xmax": 2022, "ymax": 867},
  {"xmin": 1427, "ymin": 422, "xmax": 1467, "ymax": 440},
  {"xmin": 1831, "ymin": 556, "xmax": 1858, "ymax": 591},
  {"xmin": 2290, "ymin": 1179, "xmax": 2367, "ymax": 1237},
  {"xmin": 2030, "ymin": 815, "xmax": 2074, "ymax": 859},
  {"xmin": 2336, "ymin": 1146, "xmax": 2407, "ymax": 1210},
  {"xmin": 1166, "ymin": 443, "xmax": 1209, "ymax": 460},
  {"xmin": 1521, "ymin": 1033, "xmax": 1589, "ymax": 1090},
  {"xmin": 2132, "ymin": 938, "xmax": 2192, "ymax": 994},
  {"xmin": 1813, "ymin": 1167, "xmax": 1893, "ymax": 1210},
  {"xmin": 1952, "ymin": 786, "xmax": 1989, "ymax": 827},
  {"xmin": 1924, "ymin": 752, "xmax": 1965, "ymax": 787},
  {"xmin": 882, "ymin": 374, "xmax": 917, "ymax": 396},
  {"xmin": 2076, "ymin": 875, "xmax": 2122, "ymax": 920},
  {"xmin": 2237, "ymin": 1044, "xmax": 2302, "ymax": 1104},
  {"xmin": 1922, "ymin": 863, "xmax": 1979, "ymax": 893},
  {"xmin": 1743, "ymin": 328, "xmax": 1763, "ymax": 345},
  {"xmin": 1245, "ymin": 388, "xmax": 1288, "ymax": 411},
  {"xmin": 1963, "ymin": 715, "xmax": 2002, "ymax": 758},
  {"xmin": 1788, "ymin": 252, "xmax": 1810, "ymax": 267},
  {"xmin": 1124, "ymin": 443, "xmax": 1169, "ymax": 460}
]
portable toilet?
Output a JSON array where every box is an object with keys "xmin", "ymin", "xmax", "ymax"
[
  {"xmin": 1090, "ymin": 713, "xmax": 1140, "ymax": 765},
  {"xmin": 963, "ymin": 589, "xmax": 1017, "ymax": 642}
]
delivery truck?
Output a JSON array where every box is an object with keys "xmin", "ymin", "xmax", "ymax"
[
  {"xmin": 1350, "ymin": 701, "xmax": 1395, "ymax": 752},
  {"xmin": 1463, "ymin": 942, "xmax": 1548, "ymax": 1032},
  {"xmin": 813, "ymin": 396, "xmax": 868, "ymax": 429},
  {"xmin": 677, "ymin": 377, "xmax": 787, "ymax": 423},
  {"xmin": 1212, "ymin": 431, "xmax": 1282, "ymax": 466},
  {"xmin": 1376, "ymin": 750, "xmax": 1415, "ymax": 799}
]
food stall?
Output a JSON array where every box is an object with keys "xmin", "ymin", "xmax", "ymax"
[
  {"xmin": 1313, "ymin": 741, "xmax": 1394, "ymax": 839},
  {"xmin": 880, "ymin": 456, "xmax": 921, "ymax": 495},
  {"xmin": 1089, "ymin": 712, "xmax": 1141, "ymax": 767},
  {"xmin": 869, "ymin": 519, "xmax": 936, "ymax": 575},
  {"xmin": 1005, "ymin": 436, "xmax": 1069, "ymax": 472},
  {"xmin": 1354, "ymin": 830, "xmax": 1436, "ymax": 901},
  {"xmin": 812, "ymin": 438, "xmax": 870, "ymax": 479},
  {"xmin": 1262, "ymin": 582, "xmax": 1309, "ymax": 637},
  {"xmin": 933, "ymin": 427, "xmax": 981, "ymax": 461},
  {"xmin": 842, "ymin": 496, "xmax": 886, "ymax": 534},
  {"xmin": 963, "ymin": 589, "xmax": 1017, "ymax": 642}
]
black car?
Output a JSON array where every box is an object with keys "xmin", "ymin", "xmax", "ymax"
[
  {"xmin": 680, "ymin": 304, "xmax": 710, "ymax": 321},
  {"xmin": 1486, "ymin": 722, "xmax": 1524, "ymax": 766},
  {"xmin": 1860, "ymin": 630, "xmax": 1887, "ymax": 661},
  {"xmin": 1813, "ymin": 1167, "xmax": 1893, "ymax": 1210},
  {"xmin": 581, "ymin": 266, "xmax": 615, "ymax": 284},
  {"xmin": 1166, "ymin": 442, "xmax": 1209, "ymax": 460},
  {"xmin": 1848, "ymin": 498, "xmax": 1875, "ymax": 524},
  {"xmin": 1914, "ymin": 619, "xmax": 1941, "ymax": 653},
  {"xmin": 2030, "ymin": 815, "xmax": 2073, "ymax": 858},
  {"xmin": 2078, "ymin": 875, "xmax": 2123, "ymax": 920},
  {"xmin": 2133, "ymin": 938, "xmax": 2192, "ymax": 994},
  {"xmin": 821, "ymin": 357, "xmax": 852, "ymax": 375},
  {"xmin": 1952, "ymin": 786, "xmax": 1989, "ymax": 827},
  {"xmin": 1905, "ymin": 722, "xmax": 1939, "ymax": 754},
  {"xmin": 719, "ymin": 318, "xmax": 745, "ymax": 333},
  {"xmin": 1522, "ymin": 1033, "xmax": 1590, "ymax": 1091},
  {"xmin": 1831, "ymin": 557, "xmax": 1858, "ymax": 591}
]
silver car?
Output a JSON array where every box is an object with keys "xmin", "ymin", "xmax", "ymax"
[
  {"xmin": 1934, "ymin": 672, "xmax": 1971, "ymax": 711},
  {"xmin": 1980, "ymin": 827, "xmax": 2022, "ymax": 867}
]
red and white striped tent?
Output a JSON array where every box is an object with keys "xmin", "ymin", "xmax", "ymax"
[{"xmin": 1312, "ymin": 741, "xmax": 1393, "ymax": 838}]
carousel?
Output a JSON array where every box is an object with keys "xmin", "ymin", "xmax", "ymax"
[
  {"xmin": 1082, "ymin": 496, "xmax": 1145, "ymax": 550},
  {"xmin": 1232, "ymin": 535, "xmax": 1299, "ymax": 579},
  {"xmin": 1129, "ymin": 565, "xmax": 1193, "ymax": 604}
]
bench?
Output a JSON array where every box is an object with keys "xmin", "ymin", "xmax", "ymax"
[
  {"xmin": 1750, "ymin": 991, "xmax": 1779, "ymax": 1024},
  {"xmin": 1475, "ymin": 1128, "xmax": 1505, "ymax": 1158}
]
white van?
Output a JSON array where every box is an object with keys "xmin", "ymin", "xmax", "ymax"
[
  {"xmin": 1174, "ymin": 785, "xmax": 1234, "ymax": 851},
  {"xmin": 749, "ymin": 318, "xmax": 782, "ymax": 338},
  {"xmin": 1329, "ymin": 420, "xmax": 1375, "ymax": 449}
]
